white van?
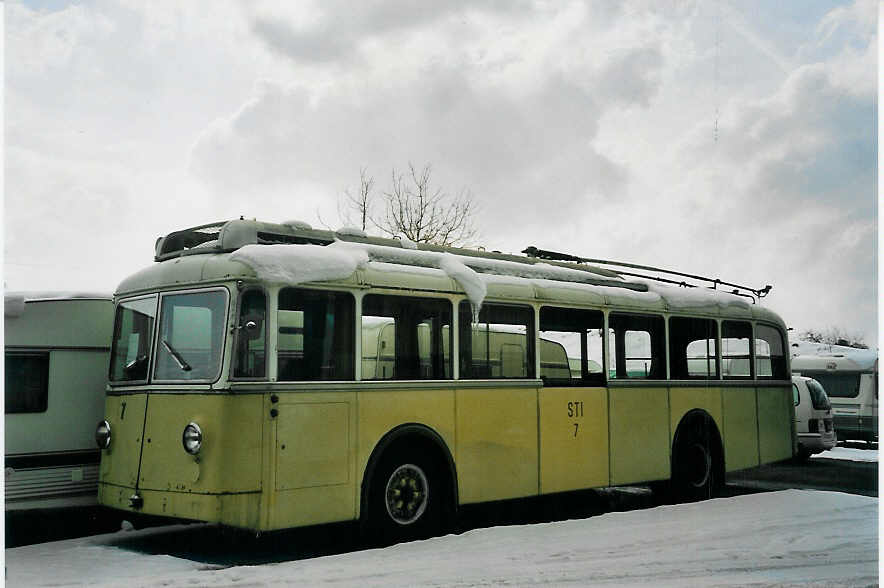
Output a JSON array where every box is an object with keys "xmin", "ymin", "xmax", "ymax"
[
  {"xmin": 791, "ymin": 346, "xmax": 878, "ymax": 443},
  {"xmin": 4, "ymin": 292, "xmax": 114, "ymax": 511},
  {"xmin": 791, "ymin": 375, "xmax": 837, "ymax": 460}
]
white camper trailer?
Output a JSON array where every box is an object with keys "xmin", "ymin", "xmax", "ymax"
[
  {"xmin": 5, "ymin": 292, "xmax": 114, "ymax": 511},
  {"xmin": 791, "ymin": 345, "xmax": 877, "ymax": 443}
]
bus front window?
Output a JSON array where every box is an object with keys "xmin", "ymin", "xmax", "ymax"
[
  {"xmin": 153, "ymin": 290, "xmax": 227, "ymax": 382},
  {"xmin": 109, "ymin": 295, "xmax": 158, "ymax": 383}
]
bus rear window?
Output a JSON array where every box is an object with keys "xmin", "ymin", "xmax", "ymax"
[
  {"xmin": 153, "ymin": 290, "xmax": 227, "ymax": 382},
  {"xmin": 755, "ymin": 324, "xmax": 787, "ymax": 380}
]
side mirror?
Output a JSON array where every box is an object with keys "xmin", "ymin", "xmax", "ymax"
[{"xmin": 240, "ymin": 313, "xmax": 264, "ymax": 340}]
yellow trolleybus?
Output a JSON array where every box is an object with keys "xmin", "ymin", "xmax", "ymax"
[{"xmin": 96, "ymin": 219, "xmax": 794, "ymax": 541}]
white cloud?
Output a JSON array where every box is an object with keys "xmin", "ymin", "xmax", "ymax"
[{"xmin": 4, "ymin": 0, "xmax": 877, "ymax": 345}]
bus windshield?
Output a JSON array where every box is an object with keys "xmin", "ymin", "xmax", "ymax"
[
  {"xmin": 154, "ymin": 290, "xmax": 227, "ymax": 382},
  {"xmin": 109, "ymin": 295, "xmax": 158, "ymax": 383}
]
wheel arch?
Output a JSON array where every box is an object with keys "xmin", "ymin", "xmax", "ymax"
[
  {"xmin": 359, "ymin": 423, "xmax": 459, "ymax": 520},
  {"xmin": 671, "ymin": 408, "xmax": 725, "ymax": 483}
]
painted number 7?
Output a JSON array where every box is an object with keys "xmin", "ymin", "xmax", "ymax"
[{"xmin": 573, "ymin": 423, "xmax": 579, "ymax": 437}]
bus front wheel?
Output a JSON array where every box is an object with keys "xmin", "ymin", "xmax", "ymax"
[{"xmin": 364, "ymin": 447, "xmax": 443, "ymax": 545}]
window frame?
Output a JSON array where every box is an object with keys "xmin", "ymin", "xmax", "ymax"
[
  {"xmin": 361, "ymin": 293, "xmax": 452, "ymax": 381},
  {"xmin": 668, "ymin": 315, "xmax": 720, "ymax": 380},
  {"xmin": 277, "ymin": 287, "xmax": 356, "ymax": 383},
  {"xmin": 151, "ymin": 287, "xmax": 230, "ymax": 385},
  {"xmin": 538, "ymin": 305, "xmax": 606, "ymax": 387},
  {"xmin": 108, "ymin": 293, "xmax": 159, "ymax": 386},
  {"xmin": 754, "ymin": 322, "xmax": 789, "ymax": 381},
  {"xmin": 231, "ymin": 286, "xmax": 268, "ymax": 381},
  {"xmin": 5, "ymin": 351, "xmax": 50, "ymax": 414},
  {"xmin": 458, "ymin": 301, "xmax": 536, "ymax": 380},
  {"xmin": 607, "ymin": 312, "xmax": 667, "ymax": 380}
]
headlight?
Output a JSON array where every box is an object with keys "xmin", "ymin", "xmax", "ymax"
[
  {"xmin": 96, "ymin": 420, "xmax": 112, "ymax": 449},
  {"xmin": 182, "ymin": 422, "xmax": 203, "ymax": 455}
]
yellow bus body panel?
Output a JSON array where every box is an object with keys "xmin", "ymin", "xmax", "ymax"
[
  {"xmin": 757, "ymin": 385, "xmax": 793, "ymax": 463},
  {"xmin": 669, "ymin": 386, "xmax": 724, "ymax": 446},
  {"xmin": 269, "ymin": 390, "xmax": 358, "ymax": 529},
  {"xmin": 357, "ymin": 386, "xmax": 456, "ymax": 507},
  {"xmin": 100, "ymin": 394, "xmax": 147, "ymax": 489},
  {"xmin": 455, "ymin": 386, "xmax": 538, "ymax": 503},
  {"xmin": 539, "ymin": 387, "xmax": 609, "ymax": 494},
  {"xmin": 721, "ymin": 387, "xmax": 760, "ymax": 471},
  {"xmin": 138, "ymin": 394, "xmax": 264, "ymax": 494},
  {"xmin": 98, "ymin": 393, "xmax": 265, "ymax": 528},
  {"xmin": 608, "ymin": 386, "xmax": 669, "ymax": 485}
]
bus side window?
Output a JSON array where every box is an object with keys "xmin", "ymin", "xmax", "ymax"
[
  {"xmin": 608, "ymin": 313, "xmax": 666, "ymax": 379},
  {"xmin": 755, "ymin": 324, "xmax": 787, "ymax": 380},
  {"xmin": 278, "ymin": 289, "xmax": 355, "ymax": 381},
  {"xmin": 538, "ymin": 306, "xmax": 604, "ymax": 386},
  {"xmin": 362, "ymin": 295, "xmax": 451, "ymax": 381},
  {"xmin": 721, "ymin": 320, "xmax": 752, "ymax": 378},
  {"xmin": 669, "ymin": 317, "xmax": 718, "ymax": 379},
  {"xmin": 458, "ymin": 302, "xmax": 535, "ymax": 379},
  {"xmin": 233, "ymin": 289, "xmax": 266, "ymax": 379}
]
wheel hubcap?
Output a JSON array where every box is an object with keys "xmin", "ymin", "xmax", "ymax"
[{"xmin": 385, "ymin": 463, "xmax": 429, "ymax": 525}]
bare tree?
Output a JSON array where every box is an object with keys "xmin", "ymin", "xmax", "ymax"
[
  {"xmin": 376, "ymin": 163, "xmax": 478, "ymax": 247},
  {"xmin": 337, "ymin": 167, "xmax": 375, "ymax": 231}
]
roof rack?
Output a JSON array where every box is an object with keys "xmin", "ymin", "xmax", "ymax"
[{"xmin": 522, "ymin": 246, "xmax": 772, "ymax": 303}]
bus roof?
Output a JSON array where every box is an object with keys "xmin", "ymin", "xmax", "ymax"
[{"xmin": 118, "ymin": 219, "xmax": 784, "ymax": 326}]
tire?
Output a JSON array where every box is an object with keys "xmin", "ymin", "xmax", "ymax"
[
  {"xmin": 793, "ymin": 447, "xmax": 811, "ymax": 463},
  {"xmin": 672, "ymin": 415, "xmax": 720, "ymax": 502},
  {"xmin": 363, "ymin": 446, "xmax": 445, "ymax": 545}
]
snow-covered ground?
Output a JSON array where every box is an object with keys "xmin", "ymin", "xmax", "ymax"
[
  {"xmin": 813, "ymin": 446, "xmax": 878, "ymax": 463},
  {"xmin": 6, "ymin": 490, "xmax": 877, "ymax": 587}
]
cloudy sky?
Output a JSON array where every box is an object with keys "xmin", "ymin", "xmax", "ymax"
[{"xmin": 4, "ymin": 0, "xmax": 878, "ymax": 345}]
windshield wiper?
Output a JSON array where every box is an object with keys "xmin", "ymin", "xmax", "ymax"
[{"xmin": 161, "ymin": 339, "xmax": 192, "ymax": 372}]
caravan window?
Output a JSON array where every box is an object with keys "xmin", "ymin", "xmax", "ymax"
[{"xmin": 5, "ymin": 352, "xmax": 49, "ymax": 413}]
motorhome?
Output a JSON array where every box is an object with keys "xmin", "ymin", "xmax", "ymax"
[
  {"xmin": 5, "ymin": 292, "xmax": 114, "ymax": 511},
  {"xmin": 791, "ymin": 345, "xmax": 877, "ymax": 443}
]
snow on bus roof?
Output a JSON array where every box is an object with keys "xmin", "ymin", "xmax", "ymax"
[{"xmin": 229, "ymin": 239, "xmax": 759, "ymax": 320}]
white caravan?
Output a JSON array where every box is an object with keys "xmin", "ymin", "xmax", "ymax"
[
  {"xmin": 4, "ymin": 292, "xmax": 114, "ymax": 510},
  {"xmin": 791, "ymin": 344, "xmax": 877, "ymax": 443}
]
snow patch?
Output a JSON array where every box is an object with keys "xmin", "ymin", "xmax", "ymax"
[
  {"xmin": 399, "ymin": 236, "xmax": 418, "ymax": 250},
  {"xmin": 5, "ymin": 490, "xmax": 877, "ymax": 587},
  {"xmin": 229, "ymin": 242, "xmax": 369, "ymax": 284},
  {"xmin": 811, "ymin": 446, "xmax": 878, "ymax": 462},
  {"xmin": 438, "ymin": 253, "xmax": 486, "ymax": 321},
  {"xmin": 336, "ymin": 226, "xmax": 367, "ymax": 238}
]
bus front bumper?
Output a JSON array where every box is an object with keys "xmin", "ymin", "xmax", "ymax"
[{"xmin": 98, "ymin": 483, "xmax": 263, "ymax": 530}]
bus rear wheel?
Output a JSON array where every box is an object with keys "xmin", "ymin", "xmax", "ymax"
[
  {"xmin": 672, "ymin": 416, "xmax": 720, "ymax": 502},
  {"xmin": 364, "ymin": 448, "xmax": 443, "ymax": 545}
]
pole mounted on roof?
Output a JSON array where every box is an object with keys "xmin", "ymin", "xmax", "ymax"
[{"xmin": 522, "ymin": 246, "xmax": 772, "ymax": 303}]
